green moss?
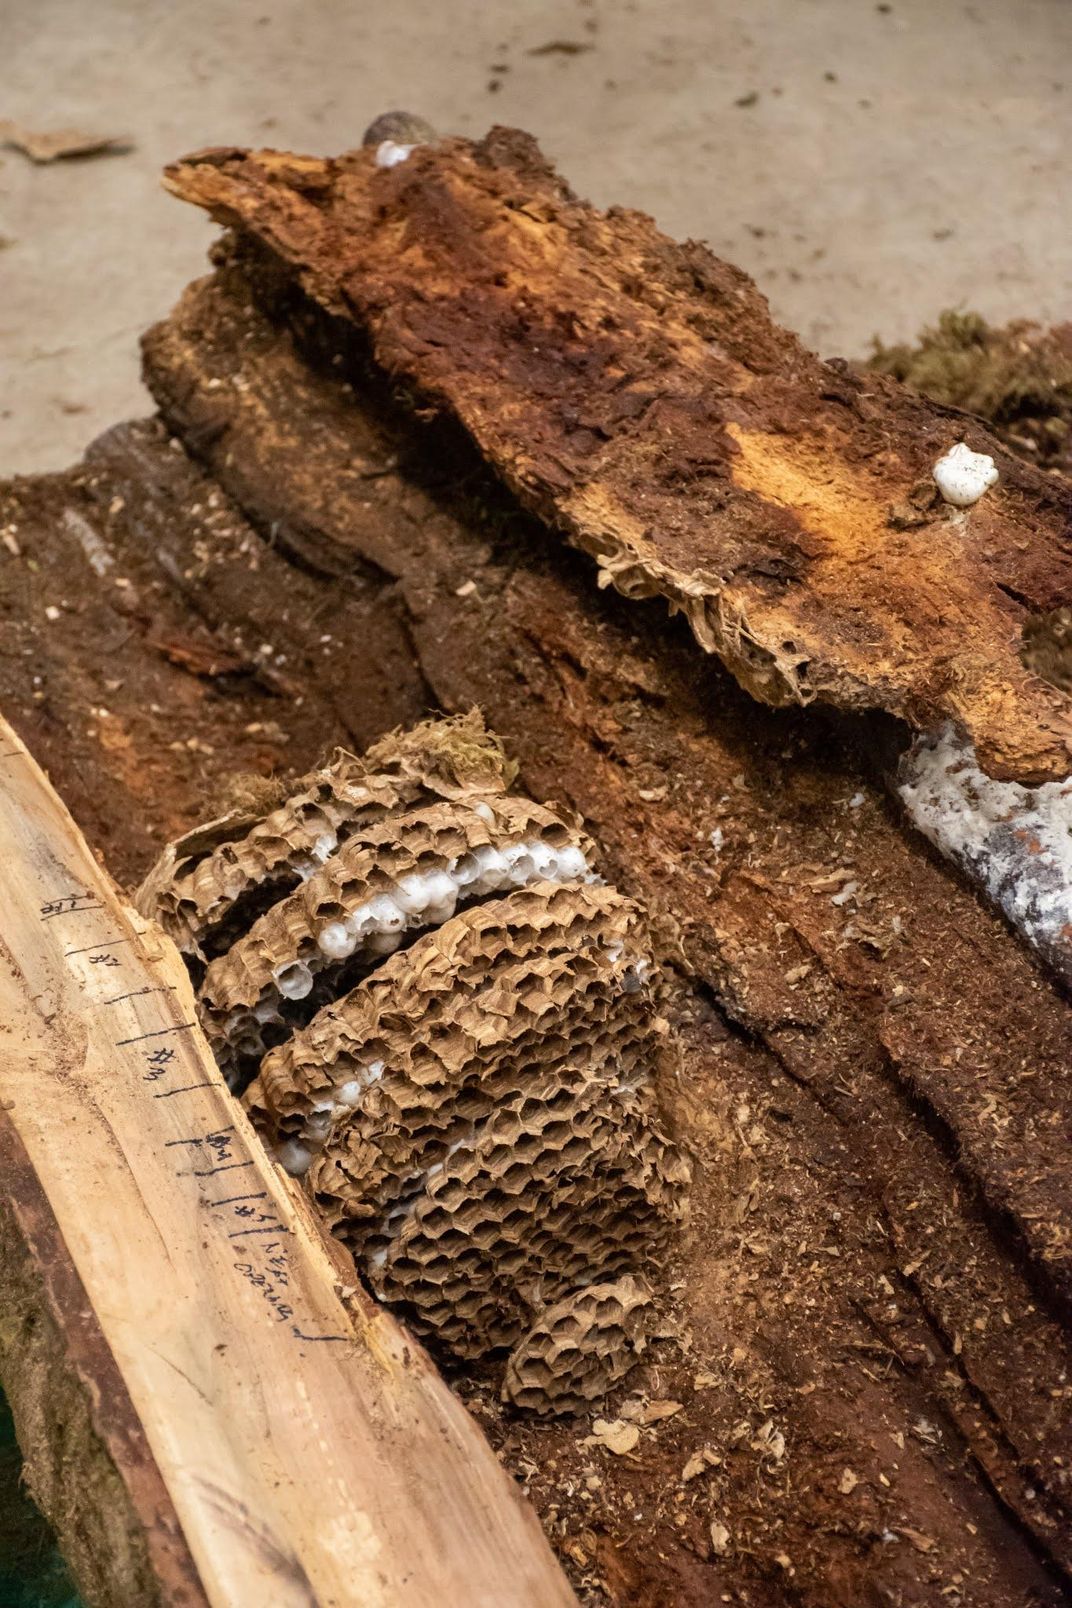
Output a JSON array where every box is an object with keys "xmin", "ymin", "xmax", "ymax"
[{"xmin": 868, "ymin": 310, "xmax": 1072, "ymax": 472}]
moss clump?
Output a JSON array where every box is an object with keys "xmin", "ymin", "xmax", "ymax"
[
  {"xmin": 868, "ymin": 310, "xmax": 1072, "ymax": 474},
  {"xmin": 364, "ymin": 708, "xmax": 520, "ymax": 795}
]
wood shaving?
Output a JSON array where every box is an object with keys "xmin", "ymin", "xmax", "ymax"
[{"xmin": 0, "ymin": 119, "xmax": 131, "ymax": 163}]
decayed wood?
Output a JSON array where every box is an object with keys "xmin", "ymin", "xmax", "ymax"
[
  {"xmin": 0, "ymin": 716, "xmax": 574, "ymax": 1607},
  {"xmin": 131, "ymin": 259, "xmax": 1072, "ymax": 1602},
  {"xmin": 163, "ymin": 132, "xmax": 1072, "ymax": 784}
]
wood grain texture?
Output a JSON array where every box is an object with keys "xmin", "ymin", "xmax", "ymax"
[
  {"xmin": 163, "ymin": 131, "xmax": 1072, "ymax": 784},
  {"xmin": 0, "ymin": 719, "xmax": 574, "ymax": 1608}
]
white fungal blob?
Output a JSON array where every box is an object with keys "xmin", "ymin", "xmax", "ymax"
[
  {"xmin": 375, "ymin": 139, "xmax": 414, "ymax": 168},
  {"xmin": 899, "ymin": 724, "xmax": 1072, "ymax": 985},
  {"xmin": 932, "ymin": 442, "xmax": 999, "ymax": 508}
]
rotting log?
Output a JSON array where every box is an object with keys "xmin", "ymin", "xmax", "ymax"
[
  {"xmin": 164, "ymin": 131, "xmax": 1072, "ymax": 784},
  {"xmin": 133, "ymin": 256, "xmax": 1072, "ymax": 1602},
  {"xmin": 2, "ymin": 185, "xmax": 1072, "ymax": 1603},
  {"xmin": 0, "ymin": 715, "xmax": 575, "ymax": 1607},
  {"xmin": 2, "ymin": 375, "xmax": 1069, "ymax": 1608}
]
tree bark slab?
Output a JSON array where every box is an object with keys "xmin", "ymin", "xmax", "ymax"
[{"xmin": 164, "ymin": 131, "xmax": 1072, "ymax": 783}]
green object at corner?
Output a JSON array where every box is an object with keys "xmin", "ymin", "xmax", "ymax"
[{"xmin": 0, "ymin": 1390, "xmax": 82, "ymax": 1608}]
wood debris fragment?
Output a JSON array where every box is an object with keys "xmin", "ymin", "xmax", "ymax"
[{"xmin": 0, "ymin": 119, "xmax": 131, "ymax": 163}]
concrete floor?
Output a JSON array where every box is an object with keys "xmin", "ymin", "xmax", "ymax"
[{"xmin": 3, "ymin": 0, "xmax": 1070, "ymax": 475}]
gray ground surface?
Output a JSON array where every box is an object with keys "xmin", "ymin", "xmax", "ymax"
[{"xmin": 3, "ymin": 0, "xmax": 1070, "ymax": 475}]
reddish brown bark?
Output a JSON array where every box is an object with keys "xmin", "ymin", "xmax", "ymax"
[{"xmin": 165, "ymin": 131, "xmax": 1072, "ymax": 783}]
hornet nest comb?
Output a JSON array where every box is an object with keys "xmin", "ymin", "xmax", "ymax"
[{"xmin": 138, "ymin": 711, "xmax": 690, "ymax": 1415}]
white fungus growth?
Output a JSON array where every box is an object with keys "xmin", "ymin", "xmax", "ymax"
[
  {"xmin": 898, "ymin": 724, "xmax": 1072, "ymax": 985},
  {"xmin": 932, "ymin": 442, "xmax": 999, "ymax": 508},
  {"xmin": 375, "ymin": 139, "xmax": 414, "ymax": 169}
]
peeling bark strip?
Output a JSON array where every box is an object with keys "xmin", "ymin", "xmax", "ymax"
[{"xmin": 164, "ymin": 130, "xmax": 1072, "ymax": 783}]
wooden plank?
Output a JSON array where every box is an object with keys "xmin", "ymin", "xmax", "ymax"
[
  {"xmin": 0, "ymin": 720, "xmax": 574, "ymax": 1607},
  {"xmin": 163, "ymin": 131, "xmax": 1072, "ymax": 784}
]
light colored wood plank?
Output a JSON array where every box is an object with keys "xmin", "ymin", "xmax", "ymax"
[{"xmin": 0, "ymin": 716, "xmax": 574, "ymax": 1607}]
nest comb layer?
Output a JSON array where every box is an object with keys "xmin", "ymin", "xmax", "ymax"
[
  {"xmin": 502, "ymin": 1275, "xmax": 653, "ymax": 1417},
  {"xmin": 135, "ymin": 710, "xmax": 516, "ymax": 963},
  {"xmin": 198, "ymin": 792, "xmax": 595, "ymax": 1088},
  {"xmin": 139, "ymin": 714, "xmax": 688, "ymax": 1412},
  {"xmin": 248, "ymin": 879, "xmax": 688, "ymax": 1361}
]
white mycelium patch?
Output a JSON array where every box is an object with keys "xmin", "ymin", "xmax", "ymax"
[
  {"xmin": 898, "ymin": 724, "xmax": 1072, "ymax": 985},
  {"xmin": 932, "ymin": 442, "xmax": 999, "ymax": 508},
  {"xmin": 375, "ymin": 139, "xmax": 414, "ymax": 169}
]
